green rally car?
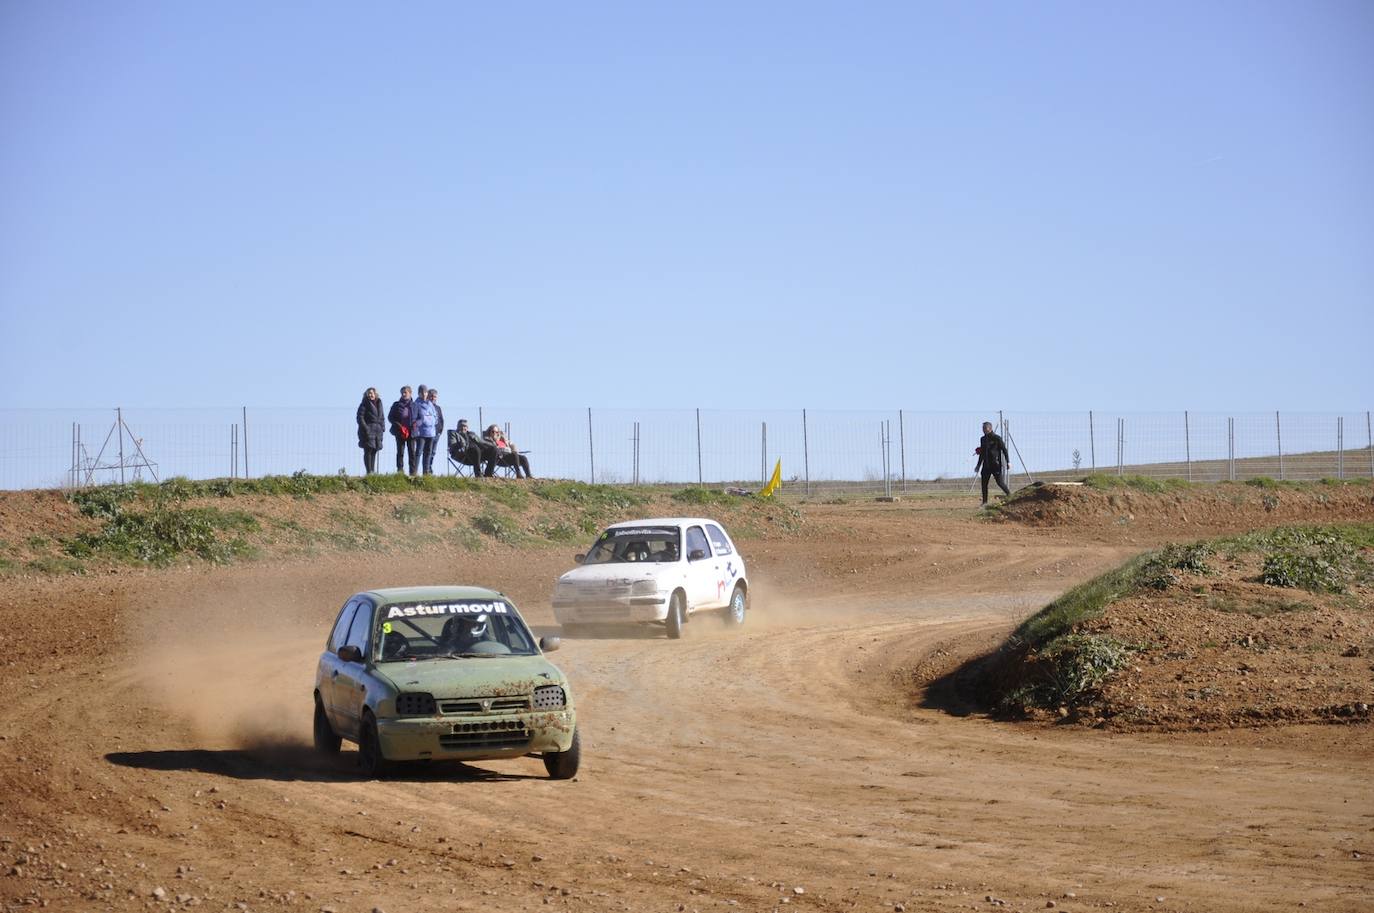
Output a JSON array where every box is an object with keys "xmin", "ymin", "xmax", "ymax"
[{"xmin": 313, "ymin": 585, "xmax": 579, "ymax": 779}]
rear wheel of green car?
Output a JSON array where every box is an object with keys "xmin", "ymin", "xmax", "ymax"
[
  {"xmin": 665, "ymin": 591, "xmax": 685, "ymax": 640},
  {"xmin": 313, "ymin": 697, "xmax": 341, "ymax": 755},
  {"xmin": 357, "ymin": 713, "xmax": 391, "ymax": 778},
  {"xmin": 543, "ymin": 730, "xmax": 581, "ymax": 780}
]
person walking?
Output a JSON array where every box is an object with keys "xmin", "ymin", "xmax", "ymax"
[
  {"xmin": 387, "ymin": 386, "xmax": 416, "ymax": 474},
  {"xmin": 975, "ymin": 421, "xmax": 1011, "ymax": 506},
  {"xmin": 356, "ymin": 387, "xmax": 385, "ymax": 475},
  {"xmin": 411, "ymin": 385, "xmax": 440, "ymax": 476}
]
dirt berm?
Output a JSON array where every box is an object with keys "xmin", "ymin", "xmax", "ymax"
[{"xmin": 0, "ymin": 480, "xmax": 1370, "ymax": 913}]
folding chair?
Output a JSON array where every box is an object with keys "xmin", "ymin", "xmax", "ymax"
[{"xmin": 446, "ymin": 430, "xmax": 480, "ymax": 477}]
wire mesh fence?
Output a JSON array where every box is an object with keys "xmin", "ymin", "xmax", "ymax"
[{"xmin": 1, "ymin": 407, "xmax": 1370, "ymax": 497}]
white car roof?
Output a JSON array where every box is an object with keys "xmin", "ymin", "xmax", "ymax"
[{"xmin": 603, "ymin": 517, "xmax": 728, "ymax": 530}]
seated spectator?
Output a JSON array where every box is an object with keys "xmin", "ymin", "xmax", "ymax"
[
  {"xmin": 448, "ymin": 419, "xmax": 497, "ymax": 477},
  {"xmin": 483, "ymin": 424, "xmax": 534, "ymax": 479}
]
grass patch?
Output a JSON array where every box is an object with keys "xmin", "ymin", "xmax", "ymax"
[
  {"xmin": 1014, "ymin": 551, "xmax": 1156, "ymax": 647},
  {"xmin": 1082, "ymin": 474, "xmax": 1190, "ymax": 494},
  {"xmin": 471, "ymin": 510, "xmax": 529, "ymax": 545},
  {"xmin": 446, "ymin": 525, "xmax": 485, "ymax": 552},
  {"xmin": 1001, "ymin": 634, "xmax": 1135, "ymax": 712},
  {"xmin": 391, "ymin": 503, "xmax": 432, "ymax": 526},
  {"xmin": 671, "ymin": 486, "xmax": 745, "ymax": 506},
  {"xmin": 26, "ymin": 555, "xmax": 87, "ymax": 575},
  {"xmin": 481, "ymin": 484, "xmax": 530, "ymax": 511},
  {"xmin": 65, "ymin": 503, "xmax": 259, "ymax": 566}
]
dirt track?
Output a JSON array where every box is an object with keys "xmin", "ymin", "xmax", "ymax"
[{"xmin": 1, "ymin": 501, "xmax": 1371, "ymax": 912}]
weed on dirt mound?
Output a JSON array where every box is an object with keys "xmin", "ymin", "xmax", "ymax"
[
  {"xmin": 966, "ymin": 522, "xmax": 1374, "ymax": 731},
  {"xmin": 993, "ymin": 477, "xmax": 1374, "ymax": 533}
]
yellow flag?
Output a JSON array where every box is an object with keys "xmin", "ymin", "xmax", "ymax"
[{"xmin": 759, "ymin": 459, "xmax": 782, "ymax": 497}]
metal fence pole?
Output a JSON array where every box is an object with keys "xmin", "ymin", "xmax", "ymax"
[
  {"xmin": 1185, "ymin": 410, "xmax": 1192, "ymax": 482},
  {"xmin": 696, "ymin": 408, "xmax": 702, "ymax": 485},
  {"xmin": 761, "ymin": 422, "xmax": 767, "ymax": 484},
  {"xmin": 1337, "ymin": 416, "xmax": 1343, "ymax": 480},
  {"xmin": 117, "ymin": 407, "xmax": 125, "ymax": 484},
  {"xmin": 802, "ymin": 409, "xmax": 810, "ymax": 498},
  {"xmin": 1368, "ymin": 411, "xmax": 1373, "ymax": 479},
  {"xmin": 1089, "ymin": 410, "xmax": 1096, "ymax": 470},
  {"xmin": 898, "ymin": 409, "xmax": 907, "ymax": 493},
  {"xmin": 1276, "ymin": 410, "xmax": 1284, "ymax": 481},
  {"xmin": 1228, "ymin": 417, "xmax": 1235, "ymax": 481},
  {"xmin": 587, "ymin": 407, "xmax": 595, "ymax": 483},
  {"xmin": 1117, "ymin": 418, "xmax": 1123, "ymax": 476},
  {"xmin": 243, "ymin": 407, "xmax": 250, "ymax": 479}
]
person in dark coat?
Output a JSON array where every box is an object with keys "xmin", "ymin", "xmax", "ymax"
[
  {"xmin": 974, "ymin": 421, "xmax": 1011, "ymax": 505},
  {"xmin": 387, "ymin": 386, "xmax": 416, "ymax": 474},
  {"xmin": 450, "ymin": 418, "xmax": 497, "ymax": 476},
  {"xmin": 356, "ymin": 387, "xmax": 385, "ymax": 475}
]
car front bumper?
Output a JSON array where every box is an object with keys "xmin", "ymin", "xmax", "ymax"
[
  {"xmin": 552, "ymin": 593, "xmax": 669, "ymax": 625},
  {"xmin": 376, "ymin": 709, "xmax": 576, "ymax": 762}
]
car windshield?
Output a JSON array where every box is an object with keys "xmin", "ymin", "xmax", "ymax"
[
  {"xmin": 582, "ymin": 526, "xmax": 680, "ymax": 564},
  {"xmin": 372, "ymin": 598, "xmax": 538, "ymax": 662}
]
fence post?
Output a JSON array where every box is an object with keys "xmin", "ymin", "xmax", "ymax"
[
  {"xmin": 802, "ymin": 409, "xmax": 811, "ymax": 498},
  {"xmin": 1228, "ymin": 417, "xmax": 1235, "ymax": 481},
  {"xmin": 696, "ymin": 408, "xmax": 702, "ymax": 485},
  {"xmin": 761, "ymin": 422, "xmax": 767, "ymax": 484},
  {"xmin": 587, "ymin": 407, "xmax": 594, "ymax": 483},
  {"xmin": 1337, "ymin": 416, "xmax": 1343, "ymax": 480},
  {"xmin": 1089, "ymin": 410, "xmax": 1096, "ymax": 470},
  {"xmin": 1117, "ymin": 418, "xmax": 1123, "ymax": 476},
  {"xmin": 898, "ymin": 409, "xmax": 907, "ymax": 493},
  {"xmin": 242, "ymin": 407, "xmax": 250, "ymax": 479},
  {"xmin": 1368, "ymin": 411, "xmax": 1373, "ymax": 479},
  {"xmin": 1185, "ymin": 411, "xmax": 1192, "ymax": 482},
  {"xmin": 1276, "ymin": 411, "xmax": 1284, "ymax": 481}
]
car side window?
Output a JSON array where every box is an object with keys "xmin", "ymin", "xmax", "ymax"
[
  {"xmin": 705, "ymin": 524, "xmax": 733, "ymax": 556},
  {"xmin": 328, "ymin": 599, "xmax": 359, "ymax": 651},
  {"xmin": 344, "ymin": 602, "xmax": 374, "ymax": 659},
  {"xmin": 686, "ymin": 526, "xmax": 711, "ymax": 561}
]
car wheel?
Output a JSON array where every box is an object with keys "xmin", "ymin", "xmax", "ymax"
[
  {"xmin": 313, "ymin": 696, "xmax": 341, "ymax": 755},
  {"xmin": 725, "ymin": 585, "xmax": 747, "ymax": 627},
  {"xmin": 543, "ymin": 730, "xmax": 581, "ymax": 780},
  {"xmin": 665, "ymin": 591, "xmax": 685, "ymax": 640},
  {"xmin": 357, "ymin": 713, "xmax": 391, "ymax": 778}
]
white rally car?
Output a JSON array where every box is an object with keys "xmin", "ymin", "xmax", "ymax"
[{"xmin": 552, "ymin": 517, "xmax": 749, "ymax": 638}]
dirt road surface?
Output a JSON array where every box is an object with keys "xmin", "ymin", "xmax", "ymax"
[{"xmin": 2, "ymin": 501, "xmax": 1370, "ymax": 912}]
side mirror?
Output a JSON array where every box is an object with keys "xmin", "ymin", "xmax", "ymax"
[
  {"xmin": 688, "ymin": 548, "xmax": 707, "ymax": 561},
  {"xmin": 573, "ymin": 554, "xmax": 585, "ymax": 564},
  {"xmin": 539, "ymin": 636, "xmax": 561, "ymax": 653},
  {"xmin": 337, "ymin": 644, "xmax": 363, "ymax": 664}
]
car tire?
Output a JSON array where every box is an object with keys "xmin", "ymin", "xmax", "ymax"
[
  {"xmin": 543, "ymin": 730, "xmax": 581, "ymax": 780},
  {"xmin": 358, "ymin": 713, "xmax": 391, "ymax": 778},
  {"xmin": 725, "ymin": 585, "xmax": 747, "ymax": 627},
  {"xmin": 313, "ymin": 696, "xmax": 341, "ymax": 755},
  {"xmin": 665, "ymin": 591, "xmax": 685, "ymax": 640}
]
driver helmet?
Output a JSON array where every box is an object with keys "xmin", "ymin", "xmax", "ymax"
[{"xmin": 445, "ymin": 613, "xmax": 489, "ymax": 644}]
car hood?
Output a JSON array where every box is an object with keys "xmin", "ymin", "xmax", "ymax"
[
  {"xmin": 558, "ymin": 564, "xmax": 671, "ymax": 584},
  {"xmin": 374, "ymin": 654, "xmax": 565, "ymax": 696}
]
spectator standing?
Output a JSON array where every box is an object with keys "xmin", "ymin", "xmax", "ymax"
[
  {"xmin": 484, "ymin": 424, "xmax": 534, "ymax": 479},
  {"xmin": 452, "ymin": 419, "xmax": 497, "ymax": 476},
  {"xmin": 387, "ymin": 386, "xmax": 416, "ymax": 474},
  {"xmin": 974, "ymin": 420, "xmax": 1011, "ymax": 506},
  {"xmin": 425, "ymin": 388, "xmax": 444, "ymax": 475},
  {"xmin": 411, "ymin": 386, "xmax": 440, "ymax": 476},
  {"xmin": 356, "ymin": 387, "xmax": 385, "ymax": 475}
]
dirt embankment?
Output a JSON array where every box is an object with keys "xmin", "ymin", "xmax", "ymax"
[{"xmin": 995, "ymin": 478, "xmax": 1374, "ymax": 535}]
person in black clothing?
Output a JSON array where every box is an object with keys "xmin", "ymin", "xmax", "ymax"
[
  {"xmin": 449, "ymin": 419, "xmax": 497, "ymax": 476},
  {"xmin": 974, "ymin": 421, "xmax": 1011, "ymax": 505},
  {"xmin": 387, "ymin": 386, "xmax": 416, "ymax": 474},
  {"xmin": 356, "ymin": 387, "xmax": 385, "ymax": 475}
]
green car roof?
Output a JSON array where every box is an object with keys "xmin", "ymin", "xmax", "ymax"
[{"xmin": 363, "ymin": 585, "xmax": 508, "ymax": 604}]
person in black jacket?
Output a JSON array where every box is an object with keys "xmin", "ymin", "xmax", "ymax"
[
  {"xmin": 387, "ymin": 386, "xmax": 416, "ymax": 474},
  {"xmin": 356, "ymin": 387, "xmax": 386, "ymax": 475},
  {"xmin": 974, "ymin": 421, "xmax": 1011, "ymax": 505},
  {"xmin": 449, "ymin": 419, "xmax": 497, "ymax": 477}
]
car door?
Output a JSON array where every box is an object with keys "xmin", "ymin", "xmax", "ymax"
[
  {"xmin": 318, "ymin": 598, "xmax": 360, "ymax": 726},
  {"xmin": 332, "ymin": 600, "xmax": 375, "ymax": 739},
  {"xmin": 684, "ymin": 525, "xmax": 722, "ymax": 611},
  {"xmin": 704, "ymin": 523, "xmax": 744, "ymax": 595}
]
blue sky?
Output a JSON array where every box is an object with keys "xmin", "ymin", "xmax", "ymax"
[{"xmin": 2, "ymin": 1, "xmax": 1371, "ymax": 412}]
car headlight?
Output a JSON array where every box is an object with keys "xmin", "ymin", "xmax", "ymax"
[
  {"xmin": 533, "ymin": 685, "xmax": 567, "ymax": 710},
  {"xmin": 631, "ymin": 580, "xmax": 659, "ymax": 596},
  {"xmin": 395, "ymin": 692, "xmax": 437, "ymax": 716}
]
